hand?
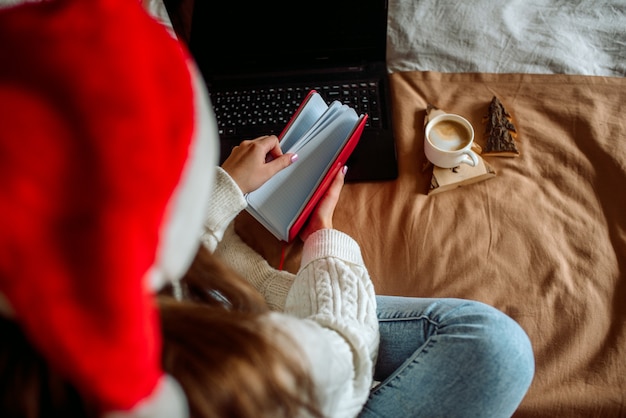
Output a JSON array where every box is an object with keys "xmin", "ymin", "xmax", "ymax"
[
  {"xmin": 221, "ymin": 135, "xmax": 297, "ymax": 194},
  {"xmin": 299, "ymin": 166, "xmax": 347, "ymax": 242}
]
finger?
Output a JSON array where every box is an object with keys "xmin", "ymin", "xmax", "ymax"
[
  {"xmin": 325, "ymin": 165, "xmax": 347, "ymax": 199},
  {"xmin": 265, "ymin": 152, "xmax": 298, "ymax": 175},
  {"xmin": 255, "ymin": 135, "xmax": 280, "ymax": 154},
  {"xmin": 314, "ymin": 165, "xmax": 346, "ymax": 219},
  {"xmin": 249, "ymin": 135, "xmax": 270, "ymax": 143},
  {"xmin": 257, "ymin": 135, "xmax": 283, "ymax": 162},
  {"xmin": 263, "ymin": 135, "xmax": 284, "ymax": 159}
]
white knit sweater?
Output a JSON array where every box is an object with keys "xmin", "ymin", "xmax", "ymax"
[{"xmin": 202, "ymin": 167, "xmax": 379, "ymax": 418}]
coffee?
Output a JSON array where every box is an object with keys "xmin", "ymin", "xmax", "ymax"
[
  {"xmin": 424, "ymin": 113, "xmax": 478, "ymax": 168},
  {"xmin": 428, "ymin": 120, "xmax": 471, "ymax": 151}
]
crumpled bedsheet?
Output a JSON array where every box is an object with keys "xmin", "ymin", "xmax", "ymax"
[
  {"xmin": 386, "ymin": 0, "xmax": 626, "ymax": 77},
  {"xmin": 237, "ymin": 71, "xmax": 626, "ymax": 417}
]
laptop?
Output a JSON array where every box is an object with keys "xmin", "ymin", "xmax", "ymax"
[{"xmin": 187, "ymin": 0, "xmax": 398, "ymax": 182}]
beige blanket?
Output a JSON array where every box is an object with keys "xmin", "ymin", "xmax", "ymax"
[{"xmin": 236, "ymin": 72, "xmax": 626, "ymax": 417}]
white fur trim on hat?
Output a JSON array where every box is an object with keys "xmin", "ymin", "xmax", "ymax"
[
  {"xmin": 147, "ymin": 65, "xmax": 219, "ymax": 292},
  {"xmin": 104, "ymin": 375, "xmax": 188, "ymax": 418}
]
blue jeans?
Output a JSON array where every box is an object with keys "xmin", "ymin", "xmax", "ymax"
[{"xmin": 360, "ymin": 296, "xmax": 535, "ymax": 418}]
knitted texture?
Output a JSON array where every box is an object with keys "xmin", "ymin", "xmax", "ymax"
[
  {"xmin": 288, "ymin": 228, "xmax": 379, "ymax": 372},
  {"xmin": 205, "ymin": 168, "xmax": 294, "ymax": 311},
  {"xmin": 203, "ymin": 168, "xmax": 379, "ymax": 417},
  {"xmin": 202, "ymin": 167, "xmax": 247, "ymax": 252}
]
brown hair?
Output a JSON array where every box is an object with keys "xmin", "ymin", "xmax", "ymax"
[
  {"xmin": 159, "ymin": 245, "xmax": 322, "ymax": 418},
  {"xmin": 0, "ymin": 245, "xmax": 321, "ymax": 418}
]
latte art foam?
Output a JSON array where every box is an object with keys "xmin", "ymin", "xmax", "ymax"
[{"xmin": 428, "ymin": 120, "xmax": 471, "ymax": 151}]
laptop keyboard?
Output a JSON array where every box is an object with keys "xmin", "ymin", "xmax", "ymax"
[{"xmin": 209, "ymin": 81, "xmax": 383, "ymax": 138}]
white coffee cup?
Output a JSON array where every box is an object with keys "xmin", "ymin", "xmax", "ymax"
[{"xmin": 424, "ymin": 113, "xmax": 479, "ymax": 168}]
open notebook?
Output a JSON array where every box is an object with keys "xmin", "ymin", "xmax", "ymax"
[{"xmin": 245, "ymin": 91, "xmax": 366, "ymax": 242}]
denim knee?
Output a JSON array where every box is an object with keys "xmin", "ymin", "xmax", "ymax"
[
  {"xmin": 448, "ymin": 299, "xmax": 535, "ymax": 396},
  {"xmin": 364, "ymin": 297, "xmax": 535, "ymax": 418}
]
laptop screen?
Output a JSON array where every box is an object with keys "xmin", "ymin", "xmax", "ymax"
[{"xmin": 189, "ymin": 0, "xmax": 388, "ymax": 78}]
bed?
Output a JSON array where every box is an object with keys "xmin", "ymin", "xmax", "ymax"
[{"xmin": 162, "ymin": 1, "xmax": 626, "ymax": 416}]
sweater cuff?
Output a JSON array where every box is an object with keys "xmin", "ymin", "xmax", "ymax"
[
  {"xmin": 300, "ymin": 229, "xmax": 364, "ymax": 268},
  {"xmin": 202, "ymin": 167, "xmax": 247, "ymax": 251}
]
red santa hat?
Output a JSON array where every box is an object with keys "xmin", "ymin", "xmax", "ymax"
[{"xmin": 0, "ymin": 0, "xmax": 217, "ymax": 415}]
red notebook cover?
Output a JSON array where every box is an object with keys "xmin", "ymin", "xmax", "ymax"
[{"xmin": 285, "ymin": 109, "xmax": 368, "ymax": 242}]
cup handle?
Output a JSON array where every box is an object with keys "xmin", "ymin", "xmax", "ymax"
[{"xmin": 461, "ymin": 150, "xmax": 480, "ymax": 167}]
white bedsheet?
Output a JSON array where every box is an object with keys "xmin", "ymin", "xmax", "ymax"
[{"xmin": 386, "ymin": 0, "xmax": 626, "ymax": 77}]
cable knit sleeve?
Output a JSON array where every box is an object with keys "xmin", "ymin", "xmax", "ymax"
[
  {"xmin": 202, "ymin": 167, "xmax": 295, "ymax": 311},
  {"xmin": 282, "ymin": 228, "xmax": 379, "ymax": 417},
  {"xmin": 203, "ymin": 168, "xmax": 379, "ymax": 416},
  {"xmin": 201, "ymin": 167, "xmax": 246, "ymax": 252}
]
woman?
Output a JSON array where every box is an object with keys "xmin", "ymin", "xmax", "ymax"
[
  {"xmin": 0, "ymin": 0, "xmax": 376, "ymax": 415},
  {"xmin": 0, "ymin": 0, "xmax": 534, "ymax": 416}
]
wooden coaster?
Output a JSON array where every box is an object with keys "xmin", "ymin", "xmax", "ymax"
[{"xmin": 428, "ymin": 156, "xmax": 496, "ymax": 195}]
